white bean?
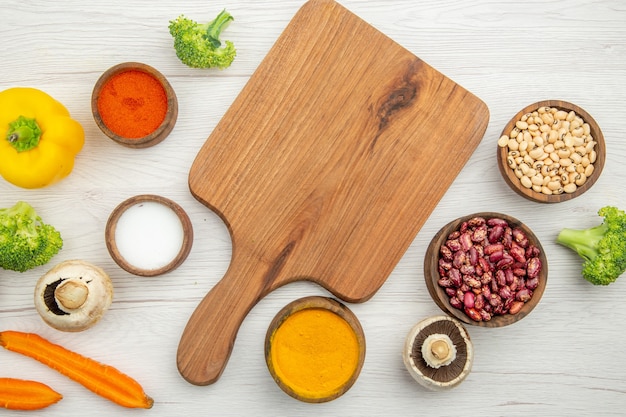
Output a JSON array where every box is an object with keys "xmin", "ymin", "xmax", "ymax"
[{"xmin": 564, "ymin": 183, "xmax": 577, "ymax": 193}]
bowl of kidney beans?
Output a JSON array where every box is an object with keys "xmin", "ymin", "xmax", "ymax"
[{"xmin": 424, "ymin": 213, "xmax": 548, "ymax": 327}]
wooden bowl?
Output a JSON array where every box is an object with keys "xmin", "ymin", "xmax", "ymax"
[
  {"xmin": 92, "ymin": 62, "xmax": 178, "ymax": 148},
  {"xmin": 105, "ymin": 195, "xmax": 193, "ymax": 276},
  {"xmin": 265, "ymin": 296, "xmax": 366, "ymax": 403},
  {"xmin": 497, "ymin": 100, "xmax": 605, "ymax": 203},
  {"xmin": 424, "ymin": 213, "xmax": 548, "ymax": 328}
]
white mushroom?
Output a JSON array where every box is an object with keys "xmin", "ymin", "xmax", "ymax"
[
  {"xmin": 403, "ymin": 315, "xmax": 473, "ymax": 391},
  {"xmin": 34, "ymin": 260, "xmax": 113, "ymax": 332}
]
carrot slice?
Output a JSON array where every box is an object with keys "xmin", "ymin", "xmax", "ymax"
[
  {"xmin": 0, "ymin": 377, "xmax": 62, "ymax": 410},
  {"xmin": 0, "ymin": 331, "xmax": 153, "ymax": 409}
]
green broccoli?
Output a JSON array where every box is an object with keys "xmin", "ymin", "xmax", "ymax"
[
  {"xmin": 556, "ymin": 206, "xmax": 626, "ymax": 285},
  {"xmin": 168, "ymin": 9, "xmax": 236, "ymax": 69},
  {"xmin": 0, "ymin": 201, "xmax": 63, "ymax": 272}
]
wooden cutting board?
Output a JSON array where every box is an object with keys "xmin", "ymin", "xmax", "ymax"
[{"xmin": 178, "ymin": 0, "xmax": 489, "ymax": 386}]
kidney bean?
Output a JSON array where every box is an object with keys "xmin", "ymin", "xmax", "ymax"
[
  {"xmin": 468, "ymin": 217, "xmax": 486, "ymax": 228},
  {"xmin": 495, "ymin": 269, "xmax": 506, "ymax": 287},
  {"xmin": 509, "ymin": 300, "xmax": 525, "ymax": 315},
  {"xmin": 474, "ymin": 293, "xmax": 485, "ymax": 310},
  {"xmin": 491, "ymin": 276, "xmax": 499, "ymax": 293},
  {"xmin": 482, "ymin": 285, "xmax": 491, "ymax": 299},
  {"xmin": 484, "ymin": 243, "xmax": 504, "ymax": 256},
  {"xmin": 526, "ymin": 245, "xmax": 540, "ymax": 258},
  {"xmin": 479, "ymin": 309, "xmax": 492, "ymax": 321},
  {"xmin": 439, "ymin": 258, "xmax": 452, "ymax": 272},
  {"xmin": 489, "ymin": 293, "xmax": 502, "ymax": 307},
  {"xmin": 502, "ymin": 227, "xmax": 513, "ymax": 248},
  {"xmin": 436, "ymin": 216, "xmax": 542, "ymax": 322},
  {"xmin": 460, "ymin": 264, "xmax": 475, "ymax": 276},
  {"xmin": 516, "ymin": 288, "xmax": 532, "ymax": 302},
  {"xmin": 487, "ymin": 217, "xmax": 508, "ymax": 227},
  {"xmin": 449, "ymin": 268, "xmax": 462, "ymax": 286},
  {"xmin": 475, "ymin": 265, "xmax": 483, "ymax": 276},
  {"xmin": 496, "ymin": 256, "xmax": 514, "ymax": 269},
  {"xmin": 453, "ymin": 251, "xmax": 466, "ymax": 268},
  {"xmin": 526, "ymin": 277, "xmax": 539, "ymax": 290},
  {"xmin": 513, "ymin": 267, "xmax": 527, "ymax": 277},
  {"xmin": 499, "ymin": 285, "xmax": 512, "ymax": 300},
  {"xmin": 488, "ymin": 225, "xmax": 504, "ymax": 243},
  {"xmin": 527, "ymin": 257, "xmax": 542, "ymax": 279},
  {"xmin": 464, "ymin": 307, "xmax": 482, "ymax": 321},
  {"xmin": 468, "ymin": 246, "xmax": 478, "ymax": 265},
  {"xmin": 460, "ymin": 232, "xmax": 473, "ymax": 251},
  {"xmin": 440, "ymin": 244, "xmax": 453, "ymax": 261},
  {"xmin": 472, "ymin": 225, "xmax": 488, "ymax": 242},
  {"xmin": 509, "ymin": 244, "xmax": 526, "ymax": 263},
  {"xmin": 438, "ymin": 278, "xmax": 453, "ymax": 287},
  {"xmin": 489, "ymin": 250, "xmax": 504, "ymax": 263},
  {"xmin": 503, "ymin": 296, "xmax": 514, "ymax": 312},
  {"xmin": 466, "ymin": 277, "xmax": 481, "ymax": 289},
  {"xmin": 447, "ymin": 230, "xmax": 460, "ymax": 240},
  {"xmin": 505, "ymin": 268, "xmax": 515, "ymax": 285},
  {"xmin": 478, "ymin": 257, "xmax": 491, "ymax": 273},
  {"xmin": 512, "ymin": 228, "xmax": 527, "ymax": 244},
  {"xmin": 449, "ymin": 296, "xmax": 463, "ymax": 309}
]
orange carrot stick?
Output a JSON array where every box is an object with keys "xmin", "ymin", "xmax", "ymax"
[
  {"xmin": 0, "ymin": 377, "xmax": 62, "ymax": 410},
  {"xmin": 0, "ymin": 331, "xmax": 153, "ymax": 409}
]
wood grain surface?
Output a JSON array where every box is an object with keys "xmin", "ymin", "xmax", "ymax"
[{"xmin": 177, "ymin": 0, "xmax": 488, "ymax": 386}]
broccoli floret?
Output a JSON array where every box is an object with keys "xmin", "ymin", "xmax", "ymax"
[
  {"xmin": 0, "ymin": 201, "xmax": 63, "ymax": 272},
  {"xmin": 556, "ymin": 206, "xmax": 626, "ymax": 285},
  {"xmin": 168, "ymin": 9, "xmax": 236, "ymax": 69}
]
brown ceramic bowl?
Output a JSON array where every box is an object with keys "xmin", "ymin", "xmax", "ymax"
[
  {"xmin": 265, "ymin": 296, "xmax": 366, "ymax": 403},
  {"xmin": 92, "ymin": 62, "xmax": 178, "ymax": 148},
  {"xmin": 497, "ymin": 100, "xmax": 605, "ymax": 203},
  {"xmin": 105, "ymin": 194, "xmax": 193, "ymax": 276},
  {"xmin": 424, "ymin": 212, "xmax": 548, "ymax": 328}
]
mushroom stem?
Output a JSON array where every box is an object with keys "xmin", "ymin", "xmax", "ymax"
[
  {"xmin": 421, "ymin": 334, "xmax": 457, "ymax": 369},
  {"xmin": 431, "ymin": 339, "xmax": 450, "ymax": 360},
  {"xmin": 55, "ymin": 280, "xmax": 89, "ymax": 310}
]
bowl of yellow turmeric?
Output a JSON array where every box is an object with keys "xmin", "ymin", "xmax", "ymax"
[
  {"xmin": 265, "ymin": 296, "xmax": 366, "ymax": 403},
  {"xmin": 91, "ymin": 62, "xmax": 178, "ymax": 148}
]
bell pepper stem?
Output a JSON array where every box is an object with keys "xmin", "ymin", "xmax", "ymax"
[{"xmin": 6, "ymin": 115, "xmax": 42, "ymax": 152}]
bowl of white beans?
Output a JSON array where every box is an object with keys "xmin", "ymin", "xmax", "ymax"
[{"xmin": 497, "ymin": 100, "xmax": 605, "ymax": 203}]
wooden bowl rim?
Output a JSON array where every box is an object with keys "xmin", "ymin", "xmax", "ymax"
[
  {"xmin": 423, "ymin": 212, "xmax": 548, "ymax": 328},
  {"xmin": 264, "ymin": 296, "xmax": 366, "ymax": 403},
  {"xmin": 497, "ymin": 100, "xmax": 605, "ymax": 203},
  {"xmin": 91, "ymin": 62, "xmax": 178, "ymax": 148},
  {"xmin": 105, "ymin": 194, "xmax": 193, "ymax": 277}
]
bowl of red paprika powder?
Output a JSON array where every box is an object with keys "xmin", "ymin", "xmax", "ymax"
[{"xmin": 92, "ymin": 62, "xmax": 178, "ymax": 148}]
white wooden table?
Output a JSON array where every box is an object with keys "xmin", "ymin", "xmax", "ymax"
[{"xmin": 1, "ymin": 0, "xmax": 625, "ymax": 415}]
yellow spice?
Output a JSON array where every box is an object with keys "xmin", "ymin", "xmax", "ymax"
[{"xmin": 270, "ymin": 307, "xmax": 360, "ymax": 400}]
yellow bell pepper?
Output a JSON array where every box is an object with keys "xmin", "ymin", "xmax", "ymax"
[{"xmin": 0, "ymin": 87, "xmax": 84, "ymax": 189}]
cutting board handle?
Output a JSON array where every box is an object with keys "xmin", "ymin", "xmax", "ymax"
[{"xmin": 176, "ymin": 249, "xmax": 272, "ymax": 385}]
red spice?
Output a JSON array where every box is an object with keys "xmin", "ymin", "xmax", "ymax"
[{"xmin": 97, "ymin": 70, "xmax": 167, "ymax": 139}]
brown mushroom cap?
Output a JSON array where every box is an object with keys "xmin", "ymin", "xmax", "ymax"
[{"xmin": 403, "ymin": 315, "xmax": 473, "ymax": 390}]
